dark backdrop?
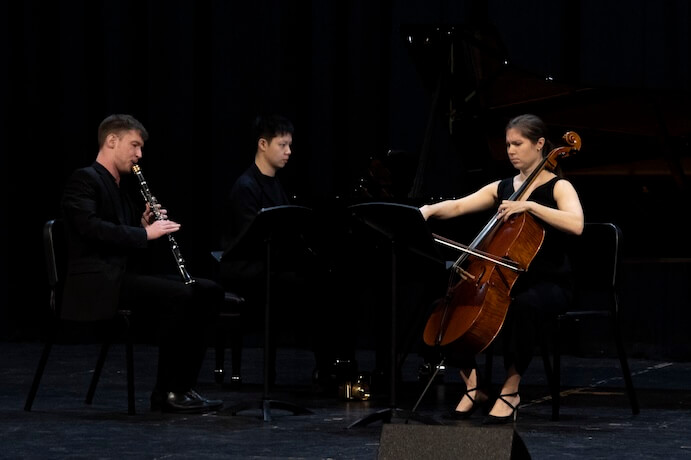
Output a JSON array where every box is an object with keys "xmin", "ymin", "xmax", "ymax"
[{"xmin": 5, "ymin": 0, "xmax": 691, "ymax": 358}]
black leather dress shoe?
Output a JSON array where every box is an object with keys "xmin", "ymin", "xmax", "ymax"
[{"xmin": 150, "ymin": 390, "xmax": 223, "ymax": 413}]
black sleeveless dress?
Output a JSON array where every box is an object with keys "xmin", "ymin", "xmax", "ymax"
[
  {"xmin": 497, "ymin": 175, "xmax": 574, "ymax": 306},
  {"xmin": 491, "ymin": 176, "xmax": 576, "ymax": 374}
]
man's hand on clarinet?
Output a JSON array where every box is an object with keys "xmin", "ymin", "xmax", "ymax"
[
  {"xmin": 144, "ymin": 219, "xmax": 181, "ymax": 241},
  {"xmin": 140, "ymin": 202, "xmax": 169, "ymax": 226}
]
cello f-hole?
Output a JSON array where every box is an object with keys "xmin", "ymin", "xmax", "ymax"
[
  {"xmin": 475, "ymin": 266, "xmax": 486, "ymax": 287},
  {"xmin": 496, "ymin": 266, "xmax": 511, "ymax": 290}
]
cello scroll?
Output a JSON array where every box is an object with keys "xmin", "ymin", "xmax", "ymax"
[{"xmin": 542, "ymin": 131, "xmax": 582, "ymax": 173}]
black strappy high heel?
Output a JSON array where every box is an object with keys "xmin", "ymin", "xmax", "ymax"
[
  {"xmin": 482, "ymin": 392, "xmax": 519, "ymax": 424},
  {"xmin": 443, "ymin": 387, "xmax": 487, "ymax": 420}
]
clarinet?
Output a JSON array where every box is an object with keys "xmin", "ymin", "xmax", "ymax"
[{"xmin": 132, "ymin": 164, "xmax": 195, "ymax": 285}]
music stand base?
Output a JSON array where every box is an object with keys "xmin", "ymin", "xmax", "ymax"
[
  {"xmin": 224, "ymin": 398, "xmax": 312, "ymax": 422},
  {"xmin": 347, "ymin": 407, "xmax": 442, "ymax": 428}
]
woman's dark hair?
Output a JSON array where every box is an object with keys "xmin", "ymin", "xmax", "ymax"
[
  {"xmin": 506, "ymin": 113, "xmax": 563, "ymax": 176},
  {"xmin": 505, "ymin": 113, "xmax": 554, "ymax": 157}
]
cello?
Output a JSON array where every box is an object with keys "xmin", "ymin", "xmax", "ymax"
[{"xmin": 422, "ymin": 131, "xmax": 582, "ymax": 359}]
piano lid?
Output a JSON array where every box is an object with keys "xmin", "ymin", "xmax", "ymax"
[
  {"xmin": 401, "ymin": 23, "xmax": 690, "ymax": 194},
  {"xmin": 399, "ymin": 22, "xmax": 690, "ymax": 259}
]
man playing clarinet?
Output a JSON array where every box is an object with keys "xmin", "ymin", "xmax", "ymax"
[{"xmin": 60, "ymin": 113, "xmax": 224, "ymax": 413}]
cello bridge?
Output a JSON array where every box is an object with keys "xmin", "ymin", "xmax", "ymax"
[{"xmin": 453, "ymin": 266, "xmax": 475, "ymax": 281}]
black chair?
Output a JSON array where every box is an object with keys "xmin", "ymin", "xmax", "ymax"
[
  {"xmin": 24, "ymin": 219, "xmax": 136, "ymax": 415},
  {"xmin": 210, "ymin": 251, "xmax": 245, "ymax": 387},
  {"xmin": 543, "ymin": 222, "xmax": 639, "ymax": 420},
  {"xmin": 483, "ymin": 222, "xmax": 639, "ymax": 420}
]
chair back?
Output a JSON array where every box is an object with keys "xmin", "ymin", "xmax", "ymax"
[{"xmin": 569, "ymin": 222, "xmax": 622, "ymax": 313}]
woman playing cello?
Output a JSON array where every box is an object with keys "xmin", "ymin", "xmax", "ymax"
[{"xmin": 420, "ymin": 114, "xmax": 584, "ymax": 424}]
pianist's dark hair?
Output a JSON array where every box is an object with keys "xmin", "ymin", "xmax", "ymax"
[{"xmin": 253, "ymin": 114, "xmax": 294, "ymax": 145}]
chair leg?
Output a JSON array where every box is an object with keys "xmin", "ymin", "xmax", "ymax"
[
  {"xmin": 215, "ymin": 310, "xmax": 243, "ymax": 386},
  {"xmin": 124, "ymin": 320, "xmax": 136, "ymax": 416},
  {"xmin": 86, "ymin": 314, "xmax": 136, "ymax": 415},
  {"xmin": 539, "ymin": 325, "xmax": 561, "ymax": 421},
  {"xmin": 214, "ymin": 332, "xmax": 226, "ymax": 384},
  {"xmin": 230, "ymin": 331, "xmax": 243, "ymax": 382},
  {"xmin": 24, "ymin": 341, "xmax": 53, "ymax": 411},
  {"xmin": 551, "ymin": 321, "xmax": 562, "ymax": 421},
  {"xmin": 540, "ymin": 347, "xmax": 554, "ymax": 390},
  {"xmin": 611, "ymin": 316, "xmax": 639, "ymax": 415},
  {"xmin": 86, "ymin": 341, "xmax": 110, "ymax": 405}
]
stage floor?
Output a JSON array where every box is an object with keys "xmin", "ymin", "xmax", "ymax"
[{"xmin": 2, "ymin": 341, "xmax": 690, "ymax": 459}]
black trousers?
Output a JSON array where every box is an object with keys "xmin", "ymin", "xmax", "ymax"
[{"xmin": 119, "ymin": 273, "xmax": 223, "ymax": 393}]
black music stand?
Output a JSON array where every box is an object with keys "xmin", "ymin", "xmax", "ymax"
[
  {"xmin": 220, "ymin": 205, "xmax": 314, "ymax": 422},
  {"xmin": 347, "ymin": 202, "xmax": 444, "ymax": 428}
]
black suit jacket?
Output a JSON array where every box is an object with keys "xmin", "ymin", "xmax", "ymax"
[{"xmin": 60, "ymin": 162, "xmax": 148, "ymax": 321}]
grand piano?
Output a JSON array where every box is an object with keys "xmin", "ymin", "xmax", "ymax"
[{"xmin": 356, "ymin": 23, "xmax": 690, "ymax": 259}]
